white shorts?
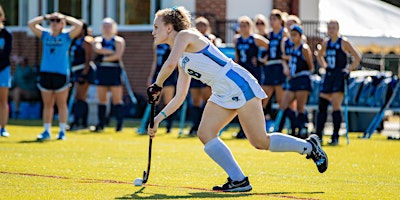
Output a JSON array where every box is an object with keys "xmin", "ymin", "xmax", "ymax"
[{"xmin": 208, "ymin": 62, "xmax": 267, "ymax": 109}]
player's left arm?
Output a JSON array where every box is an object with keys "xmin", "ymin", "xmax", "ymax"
[
  {"xmin": 342, "ymin": 38, "xmax": 361, "ymax": 71},
  {"xmin": 302, "ymin": 43, "xmax": 315, "ymax": 71},
  {"xmin": 103, "ymin": 36, "xmax": 125, "ymax": 62},
  {"xmin": 66, "ymin": 16, "xmax": 83, "ymax": 39}
]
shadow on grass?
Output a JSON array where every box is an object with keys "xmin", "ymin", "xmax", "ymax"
[{"xmin": 116, "ymin": 187, "xmax": 324, "ymax": 199}]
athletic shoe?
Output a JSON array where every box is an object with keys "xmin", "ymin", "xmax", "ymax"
[
  {"xmin": 0, "ymin": 128, "xmax": 10, "ymax": 137},
  {"xmin": 212, "ymin": 177, "xmax": 252, "ymax": 192},
  {"xmin": 37, "ymin": 131, "xmax": 51, "ymax": 141},
  {"xmin": 116, "ymin": 123, "xmax": 123, "ymax": 132},
  {"xmin": 328, "ymin": 137, "xmax": 339, "ymax": 146},
  {"xmin": 306, "ymin": 135, "xmax": 328, "ymax": 173},
  {"xmin": 91, "ymin": 124, "xmax": 104, "ymax": 132},
  {"xmin": 57, "ymin": 131, "xmax": 66, "ymax": 140}
]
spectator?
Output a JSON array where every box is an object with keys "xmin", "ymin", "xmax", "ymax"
[
  {"xmin": 10, "ymin": 56, "xmax": 40, "ymax": 117},
  {"xmin": 0, "ymin": 5, "xmax": 12, "ymax": 137},
  {"xmin": 28, "ymin": 12, "xmax": 82, "ymax": 140}
]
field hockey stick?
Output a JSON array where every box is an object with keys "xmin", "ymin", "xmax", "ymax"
[
  {"xmin": 142, "ymin": 103, "xmax": 155, "ymax": 184},
  {"xmin": 67, "ymin": 84, "xmax": 76, "ymax": 124},
  {"xmin": 120, "ymin": 63, "xmax": 137, "ymax": 104},
  {"xmin": 137, "ymin": 104, "xmax": 151, "ymax": 134},
  {"xmin": 363, "ymin": 81, "xmax": 399, "ymax": 138},
  {"xmin": 178, "ymin": 98, "xmax": 188, "ymax": 137},
  {"xmin": 344, "ymin": 78, "xmax": 350, "ymax": 144}
]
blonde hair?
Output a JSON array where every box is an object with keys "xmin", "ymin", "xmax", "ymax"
[
  {"xmin": 238, "ymin": 16, "xmax": 255, "ymax": 34},
  {"xmin": 328, "ymin": 20, "xmax": 340, "ymax": 29},
  {"xmin": 195, "ymin": 16, "xmax": 211, "ymax": 34},
  {"xmin": 102, "ymin": 17, "xmax": 118, "ymax": 35},
  {"xmin": 286, "ymin": 15, "xmax": 301, "ymax": 25},
  {"xmin": 155, "ymin": 6, "xmax": 191, "ymax": 32},
  {"xmin": 270, "ymin": 9, "xmax": 285, "ymax": 27},
  {"xmin": 254, "ymin": 14, "xmax": 269, "ymax": 34}
]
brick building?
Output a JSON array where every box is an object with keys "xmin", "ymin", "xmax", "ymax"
[{"xmin": 4, "ymin": 0, "xmax": 303, "ymax": 97}]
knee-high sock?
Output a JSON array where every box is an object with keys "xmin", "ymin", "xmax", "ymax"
[
  {"xmin": 82, "ymin": 101, "xmax": 88, "ymax": 126},
  {"xmin": 279, "ymin": 108, "xmax": 296, "ymax": 133},
  {"xmin": 315, "ymin": 97, "xmax": 329, "ymax": 138},
  {"xmin": 297, "ymin": 112, "xmax": 308, "ymax": 129},
  {"xmin": 332, "ymin": 110, "xmax": 342, "ymax": 138},
  {"xmin": 269, "ymin": 133, "xmax": 312, "ymax": 155},
  {"xmin": 113, "ymin": 104, "xmax": 123, "ymax": 126},
  {"xmin": 191, "ymin": 106, "xmax": 202, "ymax": 131},
  {"xmin": 97, "ymin": 104, "xmax": 106, "ymax": 126},
  {"xmin": 204, "ymin": 137, "xmax": 246, "ymax": 181},
  {"xmin": 74, "ymin": 100, "xmax": 86, "ymax": 125}
]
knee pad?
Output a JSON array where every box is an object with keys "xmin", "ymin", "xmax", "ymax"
[{"xmin": 318, "ymin": 97, "xmax": 330, "ymax": 113}]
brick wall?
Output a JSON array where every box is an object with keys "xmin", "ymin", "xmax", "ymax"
[
  {"xmin": 196, "ymin": 0, "xmax": 226, "ymax": 39},
  {"xmin": 9, "ymin": 31, "xmax": 154, "ymax": 97}
]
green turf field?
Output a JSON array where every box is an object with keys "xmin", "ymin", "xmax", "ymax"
[{"xmin": 0, "ymin": 120, "xmax": 399, "ymax": 199}]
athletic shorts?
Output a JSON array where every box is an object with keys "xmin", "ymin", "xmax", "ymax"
[
  {"xmin": 71, "ymin": 64, "xmax": 95, "ymax": 84},
  {"xmin": 37, "ymin": 72, "xmax": 70, "ymax": 92},
  {"xmin": 153, "ymin": 69, "xmax": 178, "ymax": 87},
  {"xmin": 262, "ymin": 63, "xmax": 286, "ymax": 86},
  {"xmin": 320, "ymin": 69, "xmax": 345, "ymax": 93},
  {"xmin": 0, "ymin": 66, "xmax": 11, "ymax": 88},
  {"xmin": 190, "ymin": 78, "xmax": 207, "ymax": 88},
  {"xmin": 208, "ymin": 62, "xmax": 267, "ymax": 109},
  {"xmin": 94, "ymin": 65, "xmax": 122, "ymax": 86},
  {"xmin": 287, "ymin": 75, "xmax": 312, "ymax": 92}
]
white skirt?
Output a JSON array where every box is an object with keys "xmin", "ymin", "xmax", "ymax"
[{"xmin": 208, "ymin": 61, "xmax": 267, "ymax": 109}]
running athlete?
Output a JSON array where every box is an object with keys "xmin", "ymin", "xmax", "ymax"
[
  {"xmin": 28, "ymin": 12, "xmax": 83, "ymax": 140},
  {"xmin": 147, "ymin": 44, "xmax": 177, "ymax": 133},
  {"xmin": 186, "ymin": 16, "xmax": 214, "ymax": 136},
  {"xmin": 315, "ymin": 20, "xmax": 361, "ymax": 145},
  {"xmin": 147, "ymin": 6, "xmax": 328, "ymax": 192},
  {"xmin": 276, "ymin": 25, "xmax": 314, "ymax": 138},
  {"xmin": 92, "ymin": 18, "xmax": 126, "ymax": 132},
  {"xmin": 0, "ymin": 5, "xmax": 12, "ymax": 137},
  {"xmin": 233, "ymin": 16, "xmax": 269, "ymax": 138},
  {"xmin": 69, "ymin": 21, "xmax": 93, "ymax": 131}
]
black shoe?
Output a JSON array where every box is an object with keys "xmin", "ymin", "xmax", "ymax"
[
  {"xmin": 212, "ymin": 177, "xmax": 252, "ymax": 192},
  {"xmin": 92, "ymin": 125, "xmax": 104, "ymax": 132},
  {"xmin": 116, "ymin": 123, "xmax": 123, "ymax": 132},
  {"xmin": 306, "ymin": 135, "xmax": 328, "ymax": 173},
  {"xmin": 235, "ymin": 130, "xmax": 246, "ymax": 139},
  {"xmin": 328, "ymin": 137, "xmax": 339, "ymax": 146}
]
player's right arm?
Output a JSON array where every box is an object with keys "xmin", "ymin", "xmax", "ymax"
[
  {"xmin": 28, "ymin": 15, "xmax": 46, "ymax": 38},
  {"xmin": 316, "ymin": 39, "xmax": 328, "ymax": 69}
]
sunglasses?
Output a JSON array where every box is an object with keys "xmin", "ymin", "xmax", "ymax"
[
  {"xmin": 256, "ymin": 22, "xmax": 264, "ymax": 25},
  {"xmin": 49, "ymin": 18, "xmax": 61, "ymax": 23}
]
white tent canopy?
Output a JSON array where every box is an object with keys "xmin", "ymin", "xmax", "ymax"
[{"xmin": 319, "ymin": 0, "xmax": 400, "ymax": 50}]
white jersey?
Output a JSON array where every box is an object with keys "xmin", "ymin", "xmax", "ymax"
[{"xmin": 179, "ymin": 43, "xmax": 267, "ymax": 109}]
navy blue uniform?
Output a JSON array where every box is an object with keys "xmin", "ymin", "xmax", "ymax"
[
  {"xmin": 153, "ymin": 44, "xmax": 177, "ymax": 87},
  {"xmin": 287, "ymin": 44, "xmax": 312, "ymax": 92},
  {"xmin": 235, "ymin": 35, "xmax": 261, "ymax": 82},
  {"xmin": 94, "ymin": 37, "xmax": 121, "ymax": 86},
  {"xmin": 320, "ymin": 37, "xmax": 347, "ymax": 93},
  {"xmin": 70, "ymin": 37, "xmax": 94, "ymax": 83},
  {"xmin": 0, "ymin": 28, "xmax": 12, "ymax": 88},
  {"xmin": 263, "ymin": 28, "xmax": 286, "ymax": 86}
]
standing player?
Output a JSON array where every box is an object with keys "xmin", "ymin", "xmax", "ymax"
[
  {"xmin": 315, "ymin": 20, "xmax": 361, "ymax": 145},
  {"xmin": 148, "ymin": 6, "xmax": 328, "ymax": 192},
  {"xmin": 262, "ymin": 9, "xmax": 288, "ymax": 124},
  {"xmin": 0, "ymin": 5, "xmax": 12, "ymax": 137},
  {"xmin": 147, "ymin": 44, "xmax": 177, "ymax": 133},
  {"xmin": 276, "ymin": 25, "xmax": 314, "ymax": 138},
  {"xmin": 28, "ymin": 13, "xmax": 82, "ymax": 140},
  {"xmin": 186, "ymin": 16, "xmax": 214, "ymax": 136},
  {"xmin": 92, "ymin": 18, "xmax": 126, "ymax": 132},
  {"xmin": 233, "ymin": 16, "xmax": 269, "ymax": 138},
  {"xmin": 69, "ymin": 21, "xmax": 93, "ymax": 131}
]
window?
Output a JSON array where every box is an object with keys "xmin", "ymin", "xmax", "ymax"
[
  {"xmin": 44, "ymin": 0, "xmax": 91, "ymax": 25},
  {"xmin": 109, "ymin": 0, "xmax": 159, "ymax": 25},
  {"xmin": 0, "ymin": 0, "xmax": 18, "ymax": 26}
]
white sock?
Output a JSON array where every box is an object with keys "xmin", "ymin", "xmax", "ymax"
[
  {"xmin": 269, "ymin": 133, "xmax": 312, "ymax": 155},
  {"xmin": 44, "ymin": 123, "xmax": 51, "ymax": 132},
  {"xmin": 59, "ymin": 123, "xmax": 67, "ymax": 132},
  {"xmin": 204, "ymin": 137, "xmax": 246, "ymax": 181}
]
